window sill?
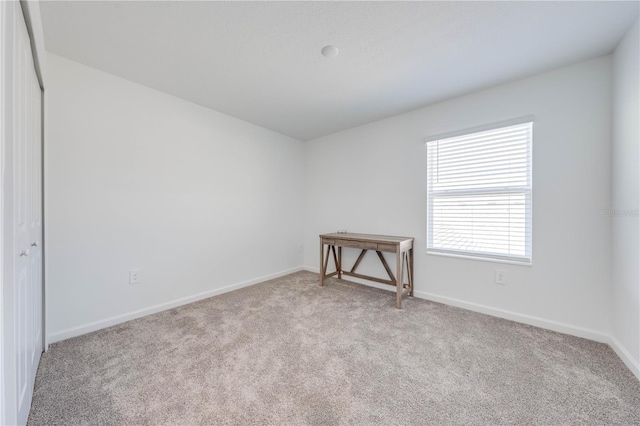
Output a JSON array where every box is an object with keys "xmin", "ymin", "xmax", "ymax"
[{"xmin": 426, "ymin": 250, "xmax": 532, "ymax": 267}]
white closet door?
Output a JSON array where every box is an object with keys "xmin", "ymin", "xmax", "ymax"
[{"xmin": 10, "ymin": 2, "xmax": 43, "ymax": 424}]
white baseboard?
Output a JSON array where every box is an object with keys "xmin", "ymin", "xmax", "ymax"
[
  {"xmin": 48, "ymin": 266, "xmax": 304, "ymax": 344},
  {"xmin": 414, "ymin": 290, "xmax": 610, "ymax": 343},
  {"xmin": 308, "ymin": 265, "xmax": 640, "ymax": 379},
  {"xmin": 51, "ymin": 266, "xmax": 640, "ymax": 382},
  {"xmin": 608, "ymin": 335, "xmax": 640, "ymax": 381},
  {"xmin": 305, "ymin": 266, "xmax": 611, "ymax": 344}
]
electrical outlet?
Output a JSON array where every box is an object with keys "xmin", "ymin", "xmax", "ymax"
[
  {"xmin": 129, "ymin": 269, "xmax": 142, "ymax": 285},
  {"xmin": 495, "ymin": 269, "xmax": 507, "ymax": 285}
]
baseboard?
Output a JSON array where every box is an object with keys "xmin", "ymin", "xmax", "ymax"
[
  {"xmin": 608, "ymin": 335, "xmax": 640, "ymax": 381},
  {"xmin": 51, "ymin": 266, "xmax": 639, "ymax": 381},
  {"xmin": 319, "ymin": 262, "xmax": 640, "ymax": 380},
  {"xmin": 48, "ymin": 266, "xmax": 304, "ymax": 344},
  {"xmin": 414, "ymin": 290, "xmax": 610, "ymax": 343},
  {"xmin": 304, "ymin": 266, "xmax": 609, "ymax": 343}
]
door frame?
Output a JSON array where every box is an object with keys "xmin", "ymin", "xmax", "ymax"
[
  {"xmin": 1, "ymin": 1, "xmax": 6, "ymax": 422},
  {"xmin": 0, "ymin": 3, "xmax": 15, "ymax": 422}
]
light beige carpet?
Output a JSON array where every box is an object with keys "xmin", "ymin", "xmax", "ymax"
[{"xmin": 28, "ymin": 271, "xmax": 640, "ymax": 425}]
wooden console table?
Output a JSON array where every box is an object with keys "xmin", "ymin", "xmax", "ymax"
[{"xmin": 319, "ymin": 233, "xmax": 414, "ymax": 309}]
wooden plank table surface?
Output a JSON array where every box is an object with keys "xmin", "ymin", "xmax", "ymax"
[{"xmin": 319, "ymin": 233, "xmax": 414, "ymax": 308}]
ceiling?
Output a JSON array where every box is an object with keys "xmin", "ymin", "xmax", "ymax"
[{"xmin": 41, "ymin": 1, "xmax": 639, "ymax": 141}]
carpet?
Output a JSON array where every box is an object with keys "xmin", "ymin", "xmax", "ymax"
[{"xmin": 28, "ymin": 271, "xmax": 640, "ymax": 425}]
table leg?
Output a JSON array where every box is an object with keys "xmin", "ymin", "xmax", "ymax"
[
  {"xmin": 338, "ymin": 246, "xmax": 342, "ymax": 279},
  {"xmin": 319, "ymin": 240, "xmax": 324, "ymax": 287},
  {"xmin": 396, "ymin": 249, "xmax": 403, "ymax": 309},
  {"xmin": 409, "ymin": 248, "xmax": 414, "ymax": 297}
]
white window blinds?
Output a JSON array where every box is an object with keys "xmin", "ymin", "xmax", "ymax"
[{"xmin": 426, "ymin": 121, "xmax": 533, "ymax": 264}]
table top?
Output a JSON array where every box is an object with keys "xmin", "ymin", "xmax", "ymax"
[{"xmin": 320, "ymin": 232, "xmax": 414, "ymax": 244}]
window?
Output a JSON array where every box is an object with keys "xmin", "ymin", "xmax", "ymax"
[{"xmin": 426, "ymin": 120, "xmax": 533, "ymax": 264}]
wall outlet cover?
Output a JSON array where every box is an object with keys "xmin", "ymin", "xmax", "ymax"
[
  {"xmin": 495, "ymin": 269, "xmax": 507, "ymax": 285},
  {"xmin": 129, "ymin": 269, "xmax": 142, "ymax": 285}
]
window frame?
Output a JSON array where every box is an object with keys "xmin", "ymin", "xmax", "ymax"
[{"xmin": 425, "ymin": 117, "xmax": 534, "ymax": 266}]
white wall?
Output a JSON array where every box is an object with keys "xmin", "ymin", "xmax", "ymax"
[
  {"xmin": 45, "ymin": 53, "xmax": 304, "ymax": 342},
  {"xmin": 304, "ymin": 56, "xmax": 613, "ymax": 340},
  {"xmin": 611, "ymin": 18, "xmax": 640, "ymax": 377}
]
